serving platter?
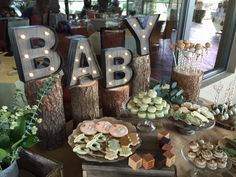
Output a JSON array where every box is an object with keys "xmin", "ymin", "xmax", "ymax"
[{"xmin": 68, "ymin": 117, "xmax": 141, "ymax": 163}]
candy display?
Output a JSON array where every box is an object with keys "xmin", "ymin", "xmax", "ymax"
[
  {"xmin": 127, "ymin": 89, "xmax": 170, "ymax": 119},
  {"xmin": 185, "ymin": 139, "xmax": 228, "ymax": 170},
  {"xmin": 68, "ymin": 117, "xmax": 141, "ymax": 162},
  {"xmin": 171, "ymin": 102, "xmax": 215, "ymax": 127}
]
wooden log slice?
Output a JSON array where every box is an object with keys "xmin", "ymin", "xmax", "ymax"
[
  {"xmin": 130, "ymin": 55, "xmax": 151, "ymax": 96},
  {"xmin": 171, "ymin": 68, "xmax": 203, "ymax": 103},
  {"xmin": 102, "ymin": 85, "xmax": 129, "ymax": 117},
  {"xmin": 70, "ymin": 80, "xmax": 100, "ymax": 127},
  {"xmin": 25, "ymin": 75, "xmax": 66, "ymax": 150}
]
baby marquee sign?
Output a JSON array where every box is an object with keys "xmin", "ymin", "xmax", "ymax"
[{"xmin": 9, "ymin": 15, "xmax": 159, "ymax": 89}]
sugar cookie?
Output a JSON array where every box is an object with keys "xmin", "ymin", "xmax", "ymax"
[
  {"xmin": 95, "ymin": 121, "xmax": 112, "ymax": 134},
  {"xmin": 109, "ymin": 124, "xmax": 128, "ymax": 138}
]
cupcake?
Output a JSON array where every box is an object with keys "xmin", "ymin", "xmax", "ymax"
[
  {"xmin": 189, "ymin": 141, "xmax": 200, "ymax": 152},
  {"xmin": 201, "ymin": 150, "xmax": 213, "ymax": 161},
  {"xmin": 138, "ymin": 91, "xmax": 147, "ymax": 99},
  {"xmin": 139, "ymin": 104, "xmax": 149, "ymax": 111},
  {"xmin": 206, "ymin": 142, "xmax": 214, "ymax": 150},
  {"xmin": 187, "ymin": 151, "xmax": 196, "ymax": 161},
  {"xmin": 161, "ymin": 100, "xmax": 167, "ymax": 107},
  {"xmin": 131, "ymin": 107, "xmax": 139, "ymax": 114},
  {"xmin": 213, "ymin": 145, "xmax": 223, "ymax": 158},
  {"xmin": 207, "ymin": 160, "xmax": 217, "ymax": 170},
  {"xmin": 194, "ymin": 157, "xmax": 206, "ymax": 168},
  {"xmin": 133, "ymin": 96, "xmax": 140, "ymax": 103},
  {"xmin": 155, "ymin": 104, "xmax": 163, "ymax": 111},
  {"xmin": 127, "ymin": 100, "xmax": 135, "ymax": 110},
  {"xmin": 217, "ymin": 159, "xmax": 227, "ymax": 169}
]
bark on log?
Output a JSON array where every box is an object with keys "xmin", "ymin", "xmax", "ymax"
[
  {"xmin": 171, "ymin": 68, "xmax": 203, "ymax": 103},
  {"xmin": 70, "ymin": 80, "xmax": 100, "ymax": 127},
  {"xmin": 102, "ymin": 85, "xmax": 129, "ymax": 117},
  {"xmin": 130, "ymin": 55, "xmax": 151, "ymax": 96},
  {"xmin": 25, "ymin": 76, "xmax": 66, "ymax": 150}
]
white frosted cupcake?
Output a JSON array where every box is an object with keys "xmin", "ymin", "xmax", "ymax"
[
  {"xmin": 194, "ymin": 157, "xmax": 206, "ymax": 168},
  {"xmin": 138, "ymin": 111, "xmax": 146, "ymax": 119},
  {"xmin": 148, "ymin": 89, "xmax": 157, "ymax": 98},
  {"xmin": 147, "ymin": 113, "xmax": 156, "ymax": 119},
  {"xmin": 187, "ymin": 151, "xmax": 196, "ymax": 161},
  {"xmin": 207, "ymin": 160, "xmax": 217, "ymax": 170},
  {"xmin": 217, "ymin": 159, "xmax": 227, "ymax": 169}
]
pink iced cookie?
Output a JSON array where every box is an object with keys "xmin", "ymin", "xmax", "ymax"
[
  {"xmin": 79, "ymin": 121, "xmax": 97, "ymax": 135},
  {"xmin": 109, "ymin": 124, "xmax": 128, "ymax": 138},
  {"xmin": 95, "ymin": 121, "xmax": 113, "ymax": 134}
]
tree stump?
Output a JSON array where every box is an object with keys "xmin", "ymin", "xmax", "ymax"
[
  {"xmin": 130, "ymin": 55, "xmax": 151, "ymax": 96},
  {"xmin": 24, "ymin": 75, "xmax": 66, "ymax": 150},
  {"xmin": 102, "ymin": 85, "xmax": 129, "ymax": 117},
  {"xmin": 70, "ymin": 80, "xmax": 100, "ymax": 127},
  {"xmin": 171, "ymin": 68, "xmax": 203, "ymax": 103}
]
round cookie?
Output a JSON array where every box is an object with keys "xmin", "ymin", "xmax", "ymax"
[
  {"xmin": 148, "ymin": 89, "xmax": 157, "ymax": 98},
  {"xmin": 131, "ymin": 106, "xmax": 139, "ymax": 114},
  {"xmin": 138, "ymin": 91, "xmax": 147, "ymax": 99},
  {"xmin": 95, "ymin": 121, "xmax": 112, "ymax": 134},
  {"xmin": 156, "ymin": 111, "xmax": 164, "ymax": 118},
  {"xmin": 161, "ymin": 100, "xmax": 167, "ymax": 107},
  {"xmin": 155, "ymin": 104, "xmax": 163, "ymax": 111},
  {"xmin": 147, "ymin": 106, "xmax": 157, "ymax": 113},
  {"xmin": 133, "ymin": 96, "xmax": 140, "ymax": 104},
  {"xmin": 80, "ymin": 121, "xmax": 97, "ymax": 135},
  {"xmin": 142, "ymin": 95, "xmax": 151, "ymax": 104},
  {"xmin": 147, "ymin": 113, "xmax": 156, "ymax": 119},
  {"xmin": 127, "ymin": 100, "xmax": 135, "ymax": 110},
  {"xmin": 109, "ymin": 124, "xmax": 128, "ymax": 138},
  {"xmin": 153, "ymin": 97, "xmax": 162, "ymax": 104},
  {"xmin": 138, "ymin": 111, "xmax": 146, "ymax": 119},
  {"xmin": 73, "ymin": 144, "xmax": 90, "ymax": 155},
  {"xmin": 139, "ymin": 104, "xmax": 149, "ymax": 111}
]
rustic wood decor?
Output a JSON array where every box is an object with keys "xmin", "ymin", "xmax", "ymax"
[
  {"xmin": 128, "ymin": 153, "xmax": 143, "ymax": 170},
  {"xmin": 124, "ymin": 15, "xmax": 160, "ymax": 55},
  {"xmin": 101, "ymin": 47, "xmax": 133, "ymax": 89},
  {"xmin": 65, "ymin": 37, "xmax": 102, "ymax": 87},
  {"xmin": 130, "ymin": 54, "xmax": 151, "ymax": 96},
  {"xmin": 102, "ymin": 85, "xmax": 129, "ymax": 117},
  {"xmin": 9, "ymin": 26, "xmax": 62, "ymax": 82},
  {"xmin": 70, "ymin": 80, "xmax": 100, "ymax": 127},
  {"xmin": 171, "ymin": 68, "xmax": 203, "ymax": 103},
  {"xmin": 142, "ymin": 153, "xmax": 155, "ymax": 170},
  {"xmin": 25, "ymin": 75, "xmax": 66, "ymax": 150}
]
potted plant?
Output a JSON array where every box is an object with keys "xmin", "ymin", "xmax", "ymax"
[{"xmin": 0, "ymin": 75, "xmax": 57, "ymax": 177}]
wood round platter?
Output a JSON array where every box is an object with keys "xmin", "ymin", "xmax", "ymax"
[{"xmin": 68, "ymin": 117, "xmax": 141, "ymax": 163}]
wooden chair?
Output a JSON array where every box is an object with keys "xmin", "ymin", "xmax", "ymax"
[
  {"xmin": 0, "ymin": 19, "xmax": 8, "ymax": 52},
  {"xmin": 100, "ymin": 28, "xmax": 125, "ymax": 49}
]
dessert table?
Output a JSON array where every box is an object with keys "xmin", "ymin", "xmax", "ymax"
[{"xmin": 29, "ymin": 118, "xmax": 235, "ymax": 177}]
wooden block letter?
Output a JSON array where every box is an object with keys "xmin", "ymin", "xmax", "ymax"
[{"xmin": 163, "ymin": 151, "xmax": 176, "ymax": 167}]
